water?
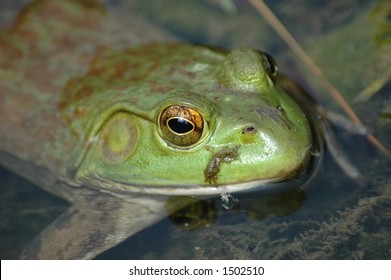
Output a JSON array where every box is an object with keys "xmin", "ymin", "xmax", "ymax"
[{"xmin": 0, "ymin": 0, "xmax": 390, "ymax": 259}]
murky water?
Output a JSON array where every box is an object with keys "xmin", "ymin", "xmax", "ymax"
[{"xmin": 0, "ymin": 0, "xmax": 390, "ymax": 259}]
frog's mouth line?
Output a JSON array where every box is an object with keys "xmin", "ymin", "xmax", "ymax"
[{"xmin": 81, "ymin": 173, "xmax": 307, "ymax": 197}]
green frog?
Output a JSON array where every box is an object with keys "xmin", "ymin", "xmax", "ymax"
[{"xmin": 0, "ymin": 0, "xmax": 350, "ymax": 259}]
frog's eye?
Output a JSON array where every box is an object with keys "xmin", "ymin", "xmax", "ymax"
[
  {"xmin": 159, "ymin": 105, "xmax": 205, "ymax": 147},
  {"xmin": 262, "ymin": 52, "xmax": 279, "ymax": 79}
]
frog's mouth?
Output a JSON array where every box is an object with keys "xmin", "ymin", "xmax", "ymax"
[
  {"xmin": 87, "ymin": 175, "xmax": 276, "ymax": 195},
  {"xmin": 75, "ymin": 138, "xmax": 322, "ymax": 197},
  {"xmin": 80, "ymin": 152, "xmax": 320, "ymax": 197}
]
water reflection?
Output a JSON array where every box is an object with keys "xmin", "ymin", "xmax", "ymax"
[{"xmin": 167, "ymin": 188, "xmax": 306, "ymax": 231}]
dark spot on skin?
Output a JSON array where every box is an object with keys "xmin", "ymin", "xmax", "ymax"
[{"xmin": 204, "ymin": 146, "xmax": 240, "ymax": 185}]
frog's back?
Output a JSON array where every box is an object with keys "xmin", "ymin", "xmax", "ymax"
[{"xmin": 0, "ymin": 0, "xmax": 176, "ymax": 196}]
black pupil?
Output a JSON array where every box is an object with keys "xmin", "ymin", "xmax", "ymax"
[{"xmin": 168, "ymin": 118, "xmax": 194, "ymax": 134}]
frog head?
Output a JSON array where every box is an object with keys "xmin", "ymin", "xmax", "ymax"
[{"xmin": 64, "ymin": 45, "xmax": 312, "ymax": 196}]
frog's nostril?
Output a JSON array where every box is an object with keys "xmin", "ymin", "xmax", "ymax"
[
  {"xmin": 240, "ymin": 125, "xmax": 258, "ymax": 144},
  {"xmin": 242, "ymin": 126, "xmax": 257, "ymax": 134}
]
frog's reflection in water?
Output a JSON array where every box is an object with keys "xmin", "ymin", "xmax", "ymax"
[{"xmin": 167, "ymin": 188, "xmax": 306, "ymax": 230}]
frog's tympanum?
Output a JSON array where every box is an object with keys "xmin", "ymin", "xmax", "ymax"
[{"xmin": 0, "ymin": 0, "xmax": 324, "ymax": 259}]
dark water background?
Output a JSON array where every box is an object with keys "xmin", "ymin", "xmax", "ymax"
[{"xmin": 0, "ymin": 0, "xmax": 390, "ymax": 259}]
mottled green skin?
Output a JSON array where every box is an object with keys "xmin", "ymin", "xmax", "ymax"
[{"xmin": 0, "ymin": 0, "xmax": 313, "ymax": 259}]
